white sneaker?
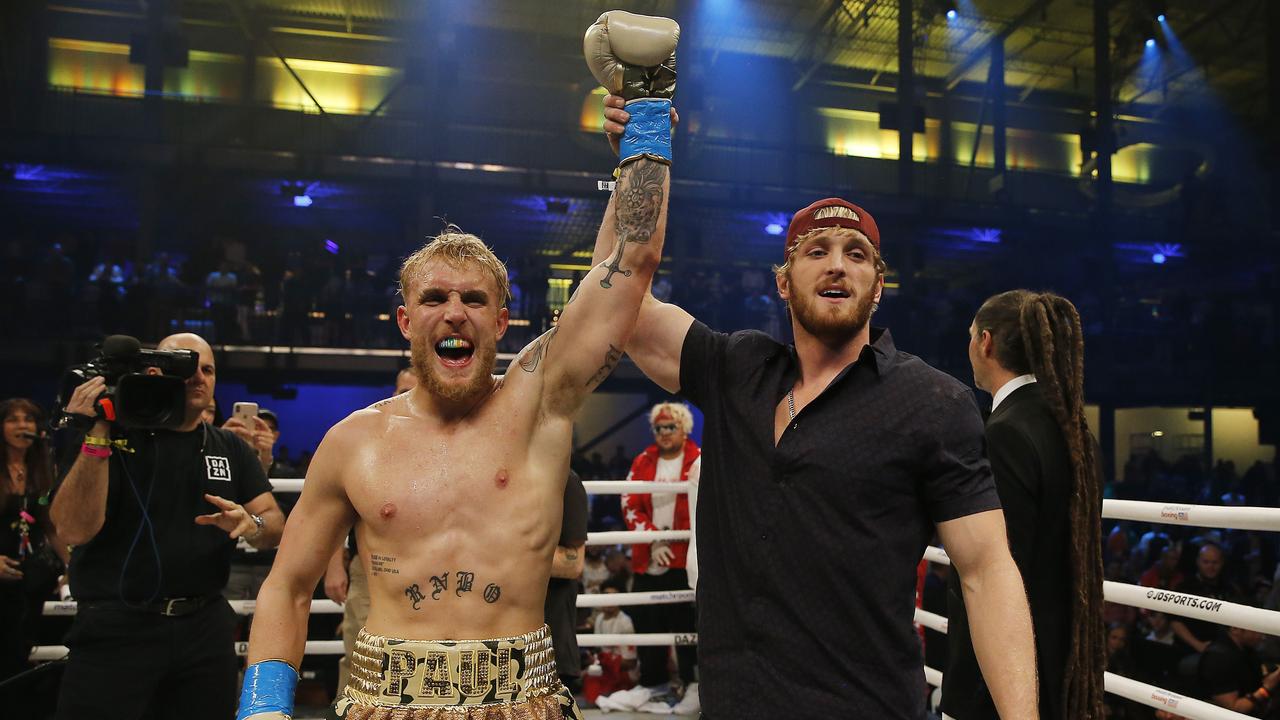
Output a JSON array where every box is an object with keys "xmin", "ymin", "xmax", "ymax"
[
  {"xmin": 600, "ymin": 686, "xmax": 652, "ymax": 712},
  {"xmin": 672, "ymin": 682, "xmax": 700, "ymax": 714},
  {"xmin": 637, "ymin": 699, "xmax": 676, "ymax": 714}
]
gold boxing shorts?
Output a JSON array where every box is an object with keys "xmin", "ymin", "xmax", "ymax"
[{"xmin": 329, "ymin": 624, "xmax": 582, "ymax": 720}]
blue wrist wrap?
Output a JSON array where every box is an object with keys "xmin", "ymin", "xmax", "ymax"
[
  {"xmin": 237, "ymin": 660, "xmax": 298, "ymax": 720},
  {"xmin": 619, "ymin": 98, "xmax": 672, "ymax": 165}
]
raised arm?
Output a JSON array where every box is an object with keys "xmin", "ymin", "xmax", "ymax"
[
  {"xmin": 938, "ymin": 510, "xmax": 1039, "ymax": 720},
  {"xmin": 599, "ymin": 95, "xmax": 693, "ymax": 394},
  {"xmin": 49, "ymin": 378, "xmax": 111, "ymax": 546},
  {"xmin": 531, "ymin": 12, "xmax": 682, "ymax": 415},
  {"xmin": 239, "ymin": 423, "xmax": 357, "ymax": 719}
]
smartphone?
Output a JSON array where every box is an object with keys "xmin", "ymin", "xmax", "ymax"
[{"xmin": 232, "ymin": 401, "xmax": 259, "ymax": 425}]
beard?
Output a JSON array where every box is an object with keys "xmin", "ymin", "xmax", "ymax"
[
  {"xmin": 410, "ymin": 333, "xmax": 497, "ymax": 405},
  {"xmin": 789, "ymin": 283, "xmax": 876, "ymax": 345}
]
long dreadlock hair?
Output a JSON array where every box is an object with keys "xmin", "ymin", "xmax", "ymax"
[{"xmin": 974, "ymin": 289, "xmax": 1105, "ymax": 720}]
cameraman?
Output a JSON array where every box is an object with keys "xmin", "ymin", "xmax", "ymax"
[{"xmin": 48, "ymin": 333, "xmax": 283, "ymax": 720}]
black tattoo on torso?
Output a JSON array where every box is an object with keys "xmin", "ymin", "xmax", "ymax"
[
  {"xmin": 370, "ymin": 554, "xmax": 399, "ymax": 575},
  {"xmin": 428, "ymin": 571, "xmax": 448, "ymax": 600},
  {"xmin": 601, "ymin": 159, "xmax": 667, "ymax": 289},
  {"xmin": 404, "ymin": 583, "xmax": 425, "ymax": 610},
  {"xmin": 455, "ymin": 571, "xmax": 475, "ymax": 597},
  {"xmin": 402, "ymin": 569, "xmax": 501, "ymax": 609},
  {"xmin": 483, "ymin": 583, "xmax": 502, "ymax": 604},
  {"xmin": 585, "ymin": 344, "xmax": 623, "ymax": 387}
]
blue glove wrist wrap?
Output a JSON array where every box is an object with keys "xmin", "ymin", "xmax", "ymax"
[
  {"xmin": 620, "ymin": 98, "xmax": 672, "ymax": 165},
  {"xmin": 237, "ymin": 659, "xmax": 298, "ymax": 720}
]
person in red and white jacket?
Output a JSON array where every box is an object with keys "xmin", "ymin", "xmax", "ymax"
[{"xmin": 620, "ymin": 402, "xmax": 700, "ymax": 700}]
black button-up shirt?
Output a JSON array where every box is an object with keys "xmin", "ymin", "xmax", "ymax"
[{"xmin": 679, "ymin": 321, "xmax": 999, "ymax": 718}]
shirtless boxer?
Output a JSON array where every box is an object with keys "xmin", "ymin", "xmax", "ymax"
[{"xmin": 237, "ymin": 11, "xmax": 678, "ymax": 720}]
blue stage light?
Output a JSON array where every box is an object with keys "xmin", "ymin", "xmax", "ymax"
[
  {"xmin": 1152, "ymin": 252, "xmax": 1166, "ymax": 264},
  {"xmin": 293, "ymin": 194, "xmax": 313, "ymax": 207},
  {"xmin": 1157, "ymin": 13, "xmax": 1166, "ymax": 22},
  {"xmin": 765, "ymin": 223, "xmax": 784, "ymax": 236},
  {"xmin": 324, "ymin": 239, "xmax": 339, "ymax": 254},
  {"xmin": 1145, "ymin": 38, "xmax": 1156, "ymax": 49},
  {"xmin": 946, "ymin": 9, "xmax": 957, "ymax": 20}
]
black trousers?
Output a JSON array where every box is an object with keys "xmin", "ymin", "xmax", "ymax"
[
  {"xmin": 55, "ymin": 598, "xmax": 238, "ymax": 720},
  {"xmin": 630, "ymin": 569, "xmax": 697, "ymax": 687}
]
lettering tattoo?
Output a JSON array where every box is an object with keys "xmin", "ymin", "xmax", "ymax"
[
  {"xmin": 428, "ymin": 571, "xmax": 448, "ymax": 600},
  {"xmin": 517, "ymin": 327, "xmax": 558, "ymax": 374},
  {"xmin": 456, "ymin": 571, "xmax": 475, "ymax": 597},
  {"xmin": 585, "ymin": 344, "xmax": 623, "ymax": 387},
  {"xmin": 601, "ymin": 159, "xmax": 667, "ymax": 289},
  {"xmin": 483, "ymin": 583, "xmax": 502, "ymax": 604},
  {"xmin": 370, "ymin": 396, "xmax": 395, "ymax": 409},
  {"xmin": 370, "ymin": 554, "xmax": 399, "ymax": 576},
  {"xmin": 405, "ymin": 583, "xmax": 425, "ymax": 610}
]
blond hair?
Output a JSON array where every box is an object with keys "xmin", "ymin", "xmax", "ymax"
[
  {"xmin": 399, "ymin": 225, "xmax": 512, "ymax": 307},
  {"xmin": 772, "ymin": 227, "xmax": 887, "ymax": 282},
  {"xmin": 648, "ymin": 402, "xmax": 694, "ymax": 434}
]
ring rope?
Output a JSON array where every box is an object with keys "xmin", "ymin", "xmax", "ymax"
[
  {"xmin": 1103, "ymin": 499, "xmax": 1280, "ymax": 532},
  {"xmin": 587, "ymin": 529, "xmax": 691, "ymax": 545},
  {"xmin": 266, "ymin": 476, "xmax": 1280, "ymax": 534},
  {"xmin": 42, "ymin": 589, "xmax": 696, "ymax": 618},
  {"xmin": 918, "ymin": 606, "xmax": 1254, "ymax": 720},
  {"xmin": 923, "ymin": 546, "xmax": 1280, "ymax": 633}
]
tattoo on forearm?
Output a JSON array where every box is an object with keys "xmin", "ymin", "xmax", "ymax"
[
  {"xmin": 517, "ymin": 327, "xmax": 558, "ymax": 374},
  {"xmin": 585, "ymin": 344, "xmax": 623, "ymax": 387},
  {"xmin": 428, "ymin": 571, "xmax": 448, "ymax": 600},
  {"xmin": 484, "ymin": 583, "xmax": 502, "ymax": 604},
  {"xmin": 564, "ymin": 548, "xmax": 579, "ymax": 561},
  {"xmin": 601, "ymin": 159, "xmax": 667, "ymax": 289},
  {"xmin": 370, "ymin": 554, "xmax": 399, "ymax": 575},
  {"xmin": 405, "ymin": 583, "xmax": 425, "ymax": 610}
]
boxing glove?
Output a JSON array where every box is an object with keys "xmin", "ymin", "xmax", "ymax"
[{"xmin": 583, "ymin": 11, "xmax": 679, "ymax": 165}]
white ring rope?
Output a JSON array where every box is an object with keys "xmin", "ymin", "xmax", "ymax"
[
  {"xmin": 1104, "ymin": 671, "xmax": 1254, "ymax": 720},
  {"xmin": 918, "ymin": 601, "xmax": 1255, "ymax": 720},
  {"xmin": 587, "ymin": 529, "xmax": 691, "ymax": 545},
  {"xmin": 575, "ymin": 589, "xmax": 695, "ymax": 607},
  {"xmin": 266, "ymin": 479, "xmax": 692, "ymax": 495},
  {"xmin": 922, "ymin": 546, "xmax": 1280, "ymax": 634},
  {"xmin": 43, "ymin": 589, "xmax": 695, "ymax": 618},
  {"xmin": 914, "ymin": 607, "xmax": 949, "ymax": 634},
  {"xmin": 31, "ymin": 634, "xmax": 699, "ymax": 662},
  {"xmin": 1103, "ymin": 499, "xmax": 1280, "ymax": 532},
  {"xmin": 1103, "ymin": 581, "xmax": 1280, "ymax": 635}
]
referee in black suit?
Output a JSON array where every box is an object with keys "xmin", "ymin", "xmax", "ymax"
[{"xmin": 942, "ymin": 290, "xmax": 1107, "ymax": 720}]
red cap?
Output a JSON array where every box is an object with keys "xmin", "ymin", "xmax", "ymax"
[{"xmin": 784, "ymin": 198, "xmax": 881, "ymax": 257}]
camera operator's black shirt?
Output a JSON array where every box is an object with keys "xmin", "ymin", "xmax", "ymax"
[{"xmin": 57, "ymin": 424, "xmax": 271, "ymax": 601}]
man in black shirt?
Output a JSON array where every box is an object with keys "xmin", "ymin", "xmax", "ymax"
[
  {"xmin": 586, "ymin": 151, "xmax": 1038, "ymax": 717},
  {"xmin": 546, "ymin": 470, "xmax": 588, "ymax": 692},
  {"xmin": 51, "ymin": 333, "xmax": 284, "ymax": 720},
  {"xmin": 1199, "ymin": 625, "xmax": 1280, "ymax": 716},
  {"xmin": 1175, "ymin": 543, "xmax": 1242, "ymax": 653}
]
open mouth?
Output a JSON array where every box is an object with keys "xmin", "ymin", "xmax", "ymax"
[
  {"xmin": 818, "ymin": 288, "xmax": 851, "ymax": 300},
  {"xmin": 435, "ymin": 336, "xmax": 476, "ymax": 367}
]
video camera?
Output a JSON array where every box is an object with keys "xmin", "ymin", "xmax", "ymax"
[{"xmin": 59, "ymin": 335, "xmax": 199, "ymax": 429}]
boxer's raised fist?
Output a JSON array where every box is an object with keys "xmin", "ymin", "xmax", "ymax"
[{"xmin": 584, "ymin": 11, "xmax": 679, "ymax": 165}]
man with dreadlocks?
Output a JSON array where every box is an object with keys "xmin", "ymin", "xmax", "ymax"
[{"xmin": 943, "ymin": 289, "xmax": 1106, "ymax": 720}]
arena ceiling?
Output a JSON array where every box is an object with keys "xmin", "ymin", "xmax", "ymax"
[{"xmin": 160, "ymin": 0, "xmax": 1268, "ymax": 117}]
